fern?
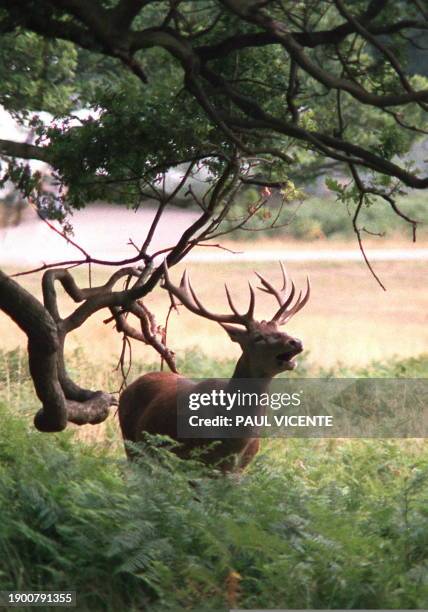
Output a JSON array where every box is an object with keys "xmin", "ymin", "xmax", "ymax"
[{"xmin": 0, "ymin": 350, "xmax": 427, "ymax": 609}]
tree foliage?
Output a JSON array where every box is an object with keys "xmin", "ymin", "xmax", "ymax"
[{"xmin": 1, "ymin": 1, "xmax": 428, "ymax": 203}]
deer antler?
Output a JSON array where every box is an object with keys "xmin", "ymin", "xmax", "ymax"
[
  {"xmin": 163, "ymin": 261, "xmax": 256, "ymax": 328},
  {"xmin": 163, "ymin": 261, "xmax": 309, "ymax": 329},
  {"xmin": 255, "ymin": 262, "xmax": 310, "ymax": 325}
]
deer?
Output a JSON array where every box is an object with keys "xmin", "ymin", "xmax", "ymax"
[{"xmin": 118, "ymin": 262, "xmax": 310, "ymax": 472}]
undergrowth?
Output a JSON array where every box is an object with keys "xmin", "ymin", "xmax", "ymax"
[{"xmin": 0, "ymin": 348, "xmax": 427, "ymax": 610}]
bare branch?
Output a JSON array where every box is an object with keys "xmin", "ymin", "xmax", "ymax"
[{"xmin": 352, "ymin": 192, "xmax": 387, "ymax": 291}]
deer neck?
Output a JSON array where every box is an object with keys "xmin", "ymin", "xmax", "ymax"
[{"xmin": 230, "ymin": 352, "xmax": 273, "ymax": 394}]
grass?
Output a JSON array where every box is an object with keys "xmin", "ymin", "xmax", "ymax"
[
  {"xmin": 1, "ymin": 259, "xmax": 428, "ymax": 370},
  {"xmin": 0, "ymin": 348, "xmax": 427, "ymax": 610}
]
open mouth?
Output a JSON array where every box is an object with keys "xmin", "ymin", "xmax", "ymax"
[{"xmin": 276, "ymin": 347, "xmax": 303, "ymax": 368}]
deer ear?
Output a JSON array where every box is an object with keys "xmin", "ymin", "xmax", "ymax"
[{"xmin": 220, "ymin": 323, "xmax": 248, "ymax": 344}]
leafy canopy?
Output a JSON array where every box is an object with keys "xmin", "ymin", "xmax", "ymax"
[{"xmin": 0, "ymin": 0, "xmax": 427, "ymax": 215}]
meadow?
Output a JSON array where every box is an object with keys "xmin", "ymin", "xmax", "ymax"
[{"xmin": 1, "ymin": 258, "xmax": 428, "ymax": 370}]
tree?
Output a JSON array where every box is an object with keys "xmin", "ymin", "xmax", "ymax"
[{"xmin": 0, "ymin": 0, "xmax": 427, "ymax": 433}]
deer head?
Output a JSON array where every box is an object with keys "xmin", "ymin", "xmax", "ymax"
[{"xmin": 163, "ymin": 262, "xmax": 310, "ymax": 378}]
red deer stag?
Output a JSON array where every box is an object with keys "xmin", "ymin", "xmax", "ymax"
[{"xmin": 119, "ymin": 262, "xmax": 310, "ymax": 471}]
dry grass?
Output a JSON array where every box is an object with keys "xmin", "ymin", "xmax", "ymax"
[{"xmin": 1, "ymin": 258, "xmax": 427, "ymax": 370}]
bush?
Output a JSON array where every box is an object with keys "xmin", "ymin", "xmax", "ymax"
[
  {"xmin": 0, "ymin": 349, "xmax": 427, "ymax": 610},
  {"xmin": 224, "ymin": 192, "xmax": 428, "ymax": 241}
]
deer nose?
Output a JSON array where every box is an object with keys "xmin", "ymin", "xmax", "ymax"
[{"xmin": 288, "ymin": 338, "xmax": 303, "ymax": 351}]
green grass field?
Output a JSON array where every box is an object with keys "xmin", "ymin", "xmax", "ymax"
[{"xmin": 0, "ymin": 348, "xmax": 427, "ymax": 611}]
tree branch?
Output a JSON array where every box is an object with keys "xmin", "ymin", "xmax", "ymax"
[
  {"xmin": 0, "ymin": 139, "xmax": 50, "ymax": 162},
  {"xmin": 111, "ymin": 0, "xmax": 152, "ymax": 29}
]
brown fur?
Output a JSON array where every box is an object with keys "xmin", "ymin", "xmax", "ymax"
[
  {"xmin": 119, "ymin": 372, "xmax": 261, "ymax": 471},
  {"xmin": 119, "ymin": 264, "xmax": 308, "ymax": 472}
]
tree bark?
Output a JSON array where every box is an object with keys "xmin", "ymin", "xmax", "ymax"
[
  {"xmin": 0, "ymin": 270, "xmax": 115, "ymax": 431},
  {"xmin": 0, "ymin": 270, "xmax": 67, "ymax": 430}
]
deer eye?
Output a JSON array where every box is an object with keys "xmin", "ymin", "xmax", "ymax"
[{"xmin": 253, "ymin": 334, "xmax": 264, "ymax": 343}]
